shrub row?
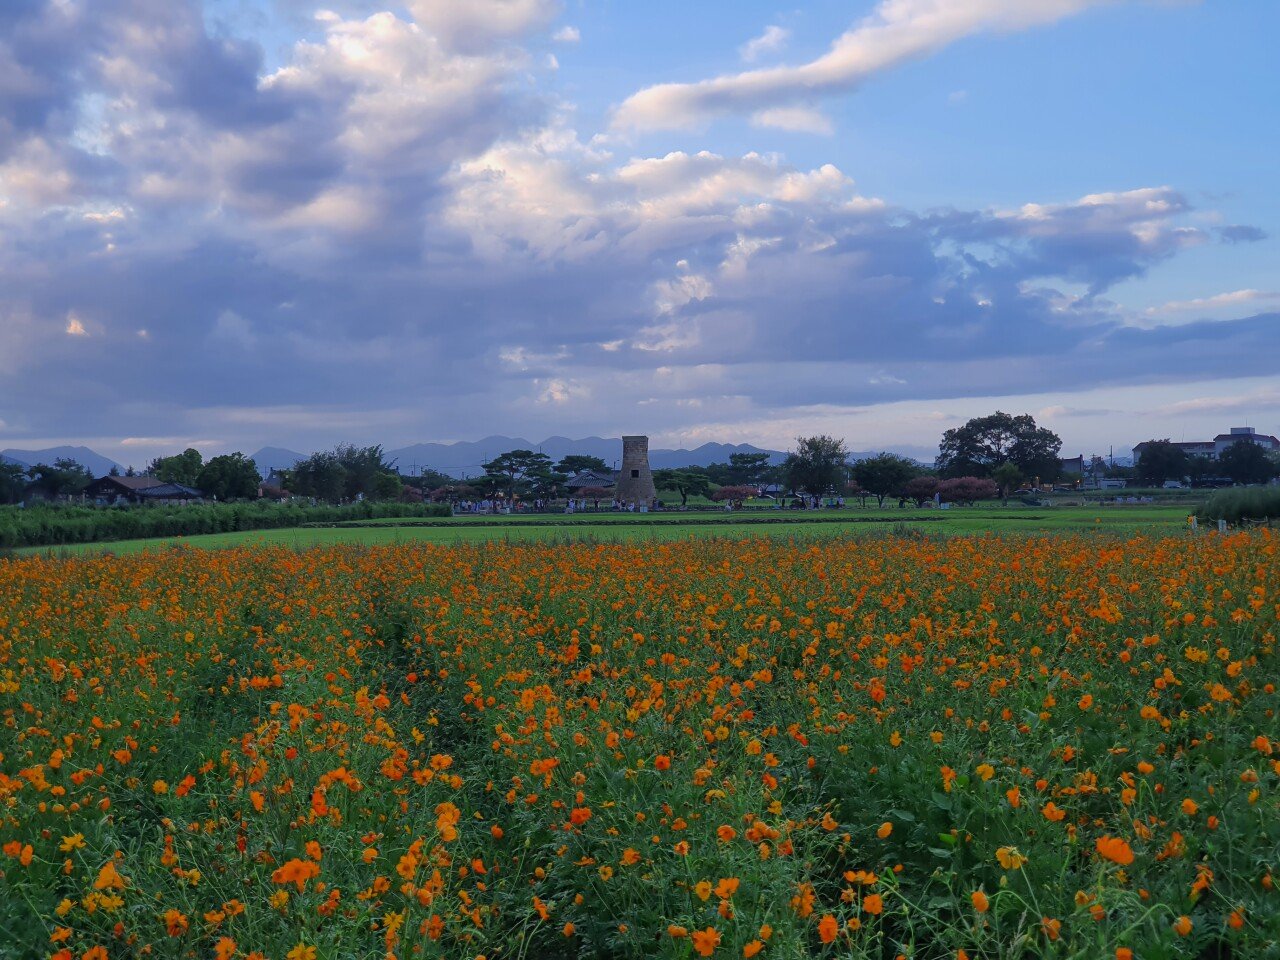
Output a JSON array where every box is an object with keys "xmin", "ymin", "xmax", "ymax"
[
  {"xmin": 0, "ymin": 501, "xmax": 449, "ymax": 548},
  {"xmin": 1197, "ymin": 485, "xmax": 1280, "ymax": 524}
]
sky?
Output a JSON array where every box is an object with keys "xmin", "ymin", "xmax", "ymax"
[{"xmin": 1, "ymin": 0, "xmax": 1278, "ymax": 467}]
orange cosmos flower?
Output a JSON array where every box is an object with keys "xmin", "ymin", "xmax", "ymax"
[
  {"xmin": 692, "ymin": 927, "xmax": 721, "ymax": 957},
  {"xmin": 271, "ymin": 858, "xmax": 320, "ymax": 892},
  {"xmin": 863, "ymin": 893, "xmax": 883, "ymax": 915},
  {"xmin": 163, "ymin": 909, "xmax": 189, "ymax": 937},
  {"xmin": 971, "ymin": 890, "xmax": 989, "ymax": 913},
  {"xmin": 1173, "ymin": 915, "xmax": 1193, "ymax": 936},
  {"xmin": 817, "ymin": 914, "xmax": 838, "ymax": 943},
  {"xmin": 876, "ymin": 821, "xmax": 893, "ymax": 839},
  {"xmin": 94, "ymin": 861, "xmax": 127, "ymax": 890},
  {"xmin": 1095, "ymin": 836, "xmax": 1134, "ymax": 865}
]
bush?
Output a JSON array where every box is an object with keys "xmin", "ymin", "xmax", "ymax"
[
  {"xmin": 1197, "ymin": 486, "xmax": 1280, "ymax": 525},
  {"xmin": 0, "ymin": 501, "xmax": 450, "ymax": 549},
  {"xmin": 938, "ymin": 476, "xmax": 999, "ymax": 506}
]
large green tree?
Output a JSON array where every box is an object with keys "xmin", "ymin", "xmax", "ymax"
[
  {"xmin": 784, "ymin": 436, "xmax": 850, "ymax": 498},
  {"xmin": 653, "ymin": 468, "xmax": 712, "ymax": 506},
  {"xmin": 556, "ymin": 455, "xmax": 609, "ymax": 476},
  {"xmin": 27, "ymin": 459, "xmax": 94, "ymax": 499},
  {"xmin": 290, "ymin": 451, "xmax": 348, "ymax": 502},
  {"xmin": 148, "ymin": 448, "xmax": 204, "ymax": 486},
  {"xmin": 727, "ymin": 452, "xmax": 773, "ymax": 486},
  {"xmin": 1134, "ymin": 440, "xmax": 1189, "ymax": 486},
  {"xmin": 852, "ymin": 453, "xmax": 919, "ymax": 507},
  {"xmin": 482, "ymin": 450, "xmax": 557, "ymax": 500},
  {"xmin": 287, "ymin": 445, "xmax": 400, "ymax": 502},
  {"xmin": 0, "ymin": 461, "xmax": 28, "ymax": 504},
  {"xmin": 1218, "ymin": 440, "xmax": 1278, "ymax": 486},
  {"xmin": 935, "ymin": 412, "xmax": 1062, "ymax": 481},
  {"xmin": 196, "ymin": 453, "xmax": 262, "ymax": 501}
]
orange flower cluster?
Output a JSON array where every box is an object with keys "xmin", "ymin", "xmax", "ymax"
[{"xmin": 0, "ymin": 532, "xmax": 1276, "ymax": 957}]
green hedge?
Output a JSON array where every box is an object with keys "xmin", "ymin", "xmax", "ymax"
[
  {"xmin": 0, "ymin": 501, "xmax": 450, "ymax": 549},
  {"xmin": 1197, "ymin": 486, "xmax": 1280, "ymax": 525}
]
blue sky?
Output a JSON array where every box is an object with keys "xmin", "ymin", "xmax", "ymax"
[{"xmin": 2, "ymin": 0, "xmax": 1278, "ymax": 466}]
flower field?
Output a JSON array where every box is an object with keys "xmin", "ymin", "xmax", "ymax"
[{"xmin": 1, "ymin": 534, "xmax": 1277, "ymax": 959}]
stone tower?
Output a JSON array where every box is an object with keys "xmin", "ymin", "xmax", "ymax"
[{"xmin": 614, "ymin": 435, "xmax": 657, "ymax": 504}]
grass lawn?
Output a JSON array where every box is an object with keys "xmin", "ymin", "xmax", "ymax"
[{"xmin": 13, "ymin": 503, "xmax": 1196, "ymax": 556}]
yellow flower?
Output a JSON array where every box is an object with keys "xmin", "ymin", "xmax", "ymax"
[{"xmin": 287, "ymin": 945, "xmax": 317, "ymax": 960}]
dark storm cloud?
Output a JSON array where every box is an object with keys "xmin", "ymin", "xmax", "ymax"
[{"xmin": 1216, "ymin": 224, "xmax": 1268, "ymax": 244}]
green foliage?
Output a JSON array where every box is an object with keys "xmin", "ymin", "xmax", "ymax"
[
  {"xmin": 1217, "ymin": 440, "xmax": 1278, "ymax": 486},
  {"xmin": 0, "ymin": 461, "xmax": 27, "ymax": 504},
  {"xmin": 1198, "ymin": 485, "xmax": 1280, "ymax": 524},
  {"xmin": 653, "ymin": 468, "xmax": 712, "ymax": 505},
  {"xmin": 1134, "ymin": 439, "xmax": 1189, "ymax": 485},
  {"xmin": 148, "ymin": 448, "xmax": 204, "ymax": 486},
  {"xmin": 992, "ymin": 462, "xmax": 1023, "ymax": 503},
  {"xmin": 727, "ymin": 451, "xmax": 773, "ymax": 485},
  {"xmin": 852, "ymin": 453, "xmax": 919, "ymax": 507},
  {"xmin": 936, "ymin": 411, "xmax": 1062, "ymax": 481},
  {"xmin": 0, "ymin": 501, "xmax": 449, "ymax": 549},
  {"xmin": 26, "ymin": 458, "xmax": 95, "ymax": 498},
  {"xmin": 784, "ymin": 435, "xmax": 850, "ymax": 497},
  {"xmin": 290, "ymin": 445, "xmax": 403, "ymax": 502},
  {"xmin": 196, "ymin": 452, "xmax": 262, "ymax": 501},
  {"xmin": 482, "ymin": 449, "xmax": 563, "ymax": 499},
  {"xmin": 556, "ymin": 454, "xmax": 609, "ymax": 475}
]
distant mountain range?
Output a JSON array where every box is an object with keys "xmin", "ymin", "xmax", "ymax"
[
  {"xmin": 1, "ymin": 446, "xmax": 122, "ymax": 476},
  {"xmin": 252, "ymin": 437, "xmax": 798, "ymax": 479}
]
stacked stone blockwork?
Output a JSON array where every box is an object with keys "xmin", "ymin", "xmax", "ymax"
[{"xmin": 614, "ymin": 435, "xmax": 657, "ymax": 504}]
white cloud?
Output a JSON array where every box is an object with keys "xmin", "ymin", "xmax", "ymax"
[
  {"xmin": 408, "ymin": 0, "xmax": 560, "ymax": 53},
  {"xmin": 1143, "ymin": 288, "xmax": 1280, "ymax": 317},
  {"xmin": 552, "ymin": 25, "xmax": 580, "ymax": 43},
  {"xmin": 65, "ymin": 313, "xmax": 88, "ymax": 337},
  {"xmin": 740, "ymin": 25, "xmax": 790, "ymax": 62},
  {"xmin": 536, "ymin": 378, "xmax": 588, "ymax": 404},
  {"xmin": 614, "ymin": 0, "xmax": 1117, "ymax": 131},
  {"xmin": 750, "ymin": 106, "xmax": 833, "ymax": 135}
]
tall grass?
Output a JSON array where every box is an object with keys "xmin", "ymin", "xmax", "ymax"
[
  {"xmin": 1197, "ymin": 485, "xmax": 1280, "ymax": 524},
  {"xmin": 0, "ymin": 500, "xmax": 449, "ymax": 548}
]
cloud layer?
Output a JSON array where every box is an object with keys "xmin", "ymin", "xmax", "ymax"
[
  {"xmin": 614, "ymin": 0, "xmax": 1119, "ymax": 131},
  {"xmin": 0, "ymin": 0, "xmax": 1274, "ymax": 462}
]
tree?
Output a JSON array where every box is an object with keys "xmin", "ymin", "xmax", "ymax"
[
  {"xmin": 196, "ymin": 453, "xmax": 262, "ymax": 501},
  {"xmin": 653, "ymin": 468, "xmax": 712, "ymax": 506},
  {"xmin": 290, "ymin": 452, "xmax": 348, "ymax": 502},
  {"xmin": 1186, "ymin": 455, "xmax": 1215, "ymax": 486},
  {"xmin": 1133, "ymin": 440, "xmax": 1188, "ymax": 486},
  {"xmin": 991, "ymin": 462, "xmax": 1023, "ymax": 506},
  {"xmin": 844, "ymin": 479, "xmax": 869, "ymax": 508},
  {"xmin": 852, "ymin": 453, "xmax": 918, "ymax": 508},
  {"xmin": 1218, "ymin": 440, "xmax": 1278, "ymax": 486},
  {"xmin": 27, "ymin": 459, "xmax": 94, "ymax": 499},
  {"xmin": 784, "ymin": 436, "xmax": 850, "ymax": 498},
  {"xmin": 902, "ymin": 476, "xmax": 940, "ymax": 508},
  {"xmin": 556, "ymin": 455, "xmax": 609, "ymax": 476},
  {"xmin": 935, "ymin": 412, "xmax": 1062, "ymax": 481},
  {"xmin": 148, "ymin": 448, "xmax": 204, "ymax": 486},
  {"xmin": 482, "ymin": 450, "xmax": 556, "ymax": 500},
  {"xmin": 0, "ymin": 461, "xmax": 28, "ymax": 504},
  {"xmin": 939, "ymin": 476, "xmax": 999, "ymax": 506},
  {"xmin": 727, "ymin": 452, "xmax": 772, "ymax": 486}
]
